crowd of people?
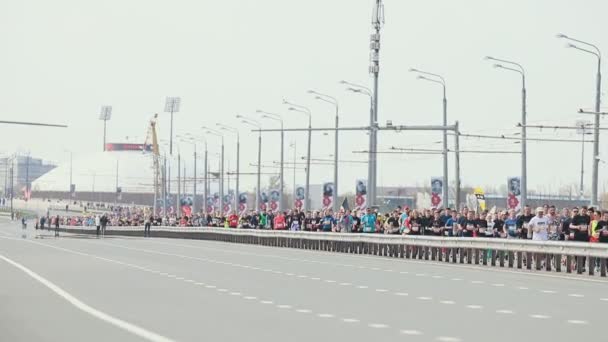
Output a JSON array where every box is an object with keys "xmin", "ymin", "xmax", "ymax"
[
  {"xmin": 199, "ymin": 205, "xmax": 608, "ymax": 243},
  {"xmin": 46, "ymin": 202, "xmax": 608, "ymax": 244}
]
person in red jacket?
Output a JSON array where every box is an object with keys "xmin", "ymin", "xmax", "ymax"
[
  {"xmin": 274, "ymin": 211, "xmax": 287, "ymax": 230},
  {"xmin": 228, "ymin": 211, "xmax": 239, "ymax": 228}
]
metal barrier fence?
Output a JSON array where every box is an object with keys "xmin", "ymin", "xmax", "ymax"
[{"xmin": 58, "ymin": 226, "xmax": 608, "ymax": 278}]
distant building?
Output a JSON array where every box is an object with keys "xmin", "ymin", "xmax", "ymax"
[{"xmin": 0, "ymin": 155, "xmax": 56, "ymax": 197}]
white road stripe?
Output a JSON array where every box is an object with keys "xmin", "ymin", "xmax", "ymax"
[
  {"xmin": 296, "ymin": 309, "xmax": 312, "ymax": 313},
  {"xmin": 567, "ymin": 320, "xmax": 588, "ymax": 325},
  {"xmin": 243, "ymin": 296, "xmax": 257, "ymax": 300},
  {"xmin": 260, "ymin": 300, "xmax": 273, "ymax": 305},
  {"xmin": 496, "ymin": 309, "xmax": 514, "ymax": 314},
  {"xmin": 450, "ymin": 278, "xmax": 462, "ymax": 281},
  {"xmin": 400, "ymin": 329, "xmax": 423, "ymax": 335},
  {"xmin": 375, "ymin": 289, "xmax": 388, "ymax": 293},
  {"xmin": 368, "ymin": 323, "xmax": 389, "ymax": 329},
  {"xmin": 395, "ymin": 292, "xmax": 409, "ymax": 296},
  {"xmin": 471, "ymin": 280, "xmax": 484, "ymax": 284},
  {"xmin": 530, "ymin": 314, "xmax": 551, "ymax": 319},
  {"xmin": 339, "ymin": 282, "xmax": 352, "ymax": 286},
  {"xmin": 440, "ymin": 300, "xmax": 455, "ymax": 305},
  {"xmin": 357, "ymin": 285, "xmax": 369, "ymax": 289},
  {"xmin": 229, "ymin": 292, "xmax": 241, "ymax": 296},
  {"xmin": 568, "ymin": 294, "xmax": 584, "ymax": 298},
  {"xmin": 492, "ymin": 283, "xmax": 505, "ymax": 287},
  {"xmin": 277, "ymin": 304, "xmax": 292, "ymax": 309},
  {"xmin": 517, "ymin": 286, "xmax": 529, "ymax": 290},
  {"xmin": 437, "ymin": 337, "xmax": 461, "ymax": 342},
  {"xmin": 466, "ymin": 305, "xmax": 483, "ymax": 309},
  {"xmin": 0, "ymin": 253, "xmax": 176, "ymax": 342},
  {"xmin": 317, "ymin": 313, "xmax": 334, "ymax": 318},
  {"xmin": 541, "ymin": 290, "xmax": 556, "ymax": 294},
  {"xmin": 341, "ymin": 318, "xmax": 360, "ymax": 323},
  {"xmin": 417, "ymin": 296, "xmax": 432, "ymax": 300}
]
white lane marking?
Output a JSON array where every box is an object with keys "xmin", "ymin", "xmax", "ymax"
[
  {"xmin": 492, "ymin": 283, "xmax": 505, "ymax": 287},
  {"xmin": 400, "ymin": 330, "xmax": 423, "ymax": 335},
  {"xmin": 437, "ymin": 337, "xmax": 461, "ymax": 342},
  {"xmin": 285, "ymin": 273, "xmax": 295, "ymax": 276},
  {"xmin": 568, "ymin": 294, "xmax": 584, "ymax": 298},
  {"xmin": 567, "ymin": 320, "xmax": 588, "ymax": 325},
  {"xmin": 260, "ymin": 300, "xmax": 273, "ymax": 305},
  {"xmin": 496, "ymin": 309, "xmax": 514, "ymax": 314},
  {"xmin": 297, "ymin": 275, "xmax": 308, "ymax": 278},
  {"xmin": 371, "ymin": 267, "xmax": 381, "ymax": 271},
  {"xmin": 342, "ymin": 318, "xmax": 360, "ymax": 323},
  {"xmin": 339, "ymin": 282, "xmax": 352, "ymax": 286},
  {"xmin": 205, "ymin": 285, "xmax": 216, "ymax": 289},
  {"xmin": 195, "ymin": 282, "xmax": 205, "ymax": 286},
  {"xmin": 432, "ymin": 275, "xmax": 444, "ymax": 279},
  {"xmin": 466, "ymin": 305, "xmax": 483, "ymax": 309},
  {"xmin": 357, "ymin": 285, "xmax": 369, "ymax": 289},
  {"xmin": 296, "ymin": 309, "xmax": 312, "ymax": 313},
  {"xmin": 229, "ymin": 292, "xmax": 241, "ymax": 296},
  {"xmin": 530, "ymin": 314, "xmax": 551, "ymax": 319},
  {"xmin": 415, "ymin": 273, "xmax": 427, "ymax": 277},
  {"xmin": 440, "ymin": 300, "xmax": 455, "ymax": 305},
  {"xmin": 160, "ymin": 272, "xmax": 169, "ymax": 276},
  {"xmin": 311, "ymin": 277, "xmax": 321, "ymax": 281},
  {"xmin": 277, "ymin": 304, "xmax": 292, "ymax": 309},
  {"xmin": 0, "ymin": 253, "xmax": 176, "ymax": 342},
  {"xmin": 375, "ymin": 289, "xmax": 388, "ymax": 293},
  {"xmin": 368, "ymin": 323, "xmax": 389, "ymax": 329},
  {"xmin": 175, "ymin": 277, "xmax": 184, "ymax": 280},
  {"xmin": 317, "ymin": 313, "xmax": 334, "ymax": 318},
  {"xmin": 450, "ymin": 278, "xmax": 462, "ymax": 281},
  {"xmin": 395, "ymin": 292, "xmax": 409, "ymax": 296},
  {"xmin": 541, "ymin": 290, "xmax": 556, "ymax": 294},
  {"xmin": 243, "ymin": 296, "xmax": 257, "ymax": 300},
  {"xmin": 167, "ymin": 275, "xmax": 177, "ymax": 278},
  {"xmin": 217, "ymin": 289, "xmax": 228, "ymax": 292},
  {"xmin": 601, "ymin": 298, "xmax": 608, "ymax": 302},
  {"xmin": 273, "ymin": 271, "xmax": 283, "ymax": 274},
  {"xmin": 517, "ymin": 286, "xmax": 529, "ymax": 290},
  {"xmin": 324, "ymin": 280, "xmax": 336, "ymax": 283},
  {"xmin": 417, "ymin": 296, "xmax": 432, "ymax": 300},
  {"xmin": 471, "ymin": 280, "xmax": 484, "ymax": 284},
  {"xmin": 400, "ymin": 271, "xmax": 409, "ymax": 274}
]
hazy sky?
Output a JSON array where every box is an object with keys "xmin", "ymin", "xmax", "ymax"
[{"xmin": 1, "ymin": 0, "xmax": 607, "ymax": 195}]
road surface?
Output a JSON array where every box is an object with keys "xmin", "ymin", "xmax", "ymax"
[{"xmin": 1, "ymin": 219, "xmax": 606, "ymax": 342}]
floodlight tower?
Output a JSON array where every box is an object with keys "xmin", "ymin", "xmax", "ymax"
[
  {"xmin": 99, "ymin": 106, "xmax": 112, "ymax": 152},
  {"xmin": 164, "ymin": 97, "xmax": 181, "ymax": 156}
]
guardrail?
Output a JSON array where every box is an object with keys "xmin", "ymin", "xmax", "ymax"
[{"xmin": 56, "ymin": 225, "xmax": 608, "ymax": 278}]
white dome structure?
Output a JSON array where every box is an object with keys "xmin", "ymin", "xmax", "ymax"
[{"xmin": 33, "ymin": 151, "xmax": 157, "ymax": 194}]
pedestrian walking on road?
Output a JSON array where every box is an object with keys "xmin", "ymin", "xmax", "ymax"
[
  {"xmin": 100, "ymin": 214, "xmax": 108, "ymax": 237},
  {"xmin": 54, "ymin": 215, "xmax": 60, "ymax": 237},
  {"xmin": 144, "ymin": 214, "xmax": 152, "ymax": 237},
  {"xmin": 95, "ymin": 215, "xmax": 101, "ymax": 237}
]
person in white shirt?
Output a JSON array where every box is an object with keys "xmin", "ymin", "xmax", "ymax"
[{"xmin": 528, "ymin": 207, "xmax": 549, "ymax": 241}]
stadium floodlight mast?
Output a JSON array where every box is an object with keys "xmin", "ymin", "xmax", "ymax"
[
  {"xmin": 341, "ymin": 80, "xmax": 376, "ymax": 206},
  {"xmin": 575, "ymin": 121, "xmax": 593, "ymax": 198},
  {"xmin": 257, "ymin": 110, "xmax": 284, "ymax": 211},
  {"xmin": 99, "ymin": 106, "xmax": 112, "ymax": 152},
  {"xmin": 164, "ymin": 97, "xmax": 181, "ymax": 156},
  {"xmin": 217, "ymin": 123, "xmax": 240, "ymax": 212},
  {"xmin": 237, "ymin": 115, "xmax": 262, "ymax": 211},
  {"xmin": 283, "ymin": 100, "xmax": 312, "ymax": 211},
  {"xmin": 485, "ymin": 56, "xmax": 528, "ymax": 210},
  {"xmin": 308, "ymin": 90, "xmax": 340, "ymax": 212},
  {"xmin": 557, "ymin": 33, "xmax": 602, "ymax": 207},
  {"xmin": 409, "ymin": 68, "xmax": 449, "ymax": 208},
  {"xmin": 202, "ymin": 126, "xmax": 224, "ymax": 215}
]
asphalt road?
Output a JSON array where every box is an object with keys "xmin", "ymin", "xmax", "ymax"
[{"xmin": 1, "ymin": 219, "xmax": 606, "ymax": 342}]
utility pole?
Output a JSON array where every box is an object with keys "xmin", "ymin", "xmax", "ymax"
[
  {"xmin": 369, "ymin": 0, "xmax": 384, "ymax": 207},
  {"xmin": 177, "ymin": 153, "xmax": 181, "ymax": 216},
  {"xmin": 454, "ymin": 121, "xmax": 461, "ymax": 211}
]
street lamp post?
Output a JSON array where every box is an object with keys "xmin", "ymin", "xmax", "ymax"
[
  {"xmin": 238, "ymin": 115, "xmax": 262, "ymax": 211},
  {"xmin": 486, "ymin": 56, "xmax": 527, "ymax": 210},
  {"xmin": 308, "ymin": 91, "xmax": 339, "ymax": 212},
  {"xmin": 409, "ymin": 68, "xmax": 449, "ymax": 208},
  {"xmin": 341, "ymin": 80, "xmax": 375, "ymax": 206},
  {"xmin": 203, "ymin": 127, "xmax": 224, "ymax": 215},
  {"xmin": 557, "ymin": 33, "xmax": 602, "ymax": 207},
  {"xmin": 217, "ymin": 123, "xmax": 240, "ymax": 212},
  {"xmin": 283, "ymin": 101, "xmax": 312, "ymax": 211},
  {"xmin": 257, "ymin": 110, "xmax": 284, "ymax": 211}
]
